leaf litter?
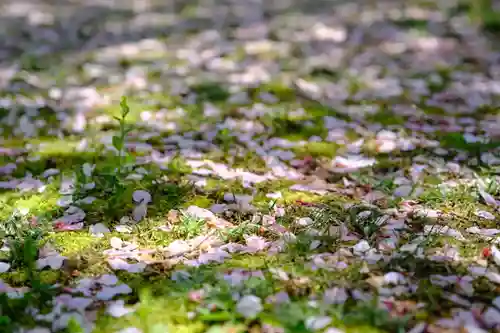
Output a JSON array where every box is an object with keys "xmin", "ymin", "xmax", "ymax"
[{"xmin": 1, "ymin": 0, "xmax": 500, "ymax": 332}]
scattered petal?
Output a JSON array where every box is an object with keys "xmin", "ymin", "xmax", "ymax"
[
  {"xmin": 132, "ymin": 190, "xmax": 152, "ymax": 204},
  {"xmin": 323, "ymin": 287, "xmax": 348, "ymax": 305},
  {"xmin": 96, "ymin": 284, "xmax": 132, "ymax": 301},
  {"xmin": 305, "ymin": 316, "xmax": 332, "ymax": 331},
  {"xmin": 108, "ymin": 258, "xmax": 146, "ymax": 273},
  {"xmin": 0, "ymin": 262, "xmax": 10, "ymax": 273},
  {"xmin": 132, "ymin": 204, "xmax": 148, "ymax": 222},
  {"xmin": 236, "ymin": 295, "xmax": 263, "ymax": 319},
  {"xmin": 90, "ymin": 223, "xmax": 110, "ymax": 237},
  {"xmin": 106, "ymin": 300, "xmax": 135, "ymax": 317}
]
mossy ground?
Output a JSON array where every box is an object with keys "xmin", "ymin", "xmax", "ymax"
[{"xmin": 1, "ymin": 0, "xmax": 500, "ymax": 332}]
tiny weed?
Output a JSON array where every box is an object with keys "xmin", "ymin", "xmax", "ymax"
[
  {"xmin": 91, "ymin": 96, "xmax": 139, "ymax": 221},
  {"xmin": 0, "ymin": 210, "xmax": 49, "ymax": 270},
  {"xmin": 347, "ymin": 205, "xmax": 387, "ymax": 242},
  {"xmin": 112, "ymin": 96, "xmax": 135, "ymax": 175},
  {"xmin": 0, "ymin": 211, "xmax": 58, "ymax": 332},
  {"xmin": 215, "ymin": 128, "xmax": 233, "ymax": 156},
  {"xmin": 172, "ymin": 213, "xmax": 206, "ymax": 239},
  {"xmin": 343, "ymin": 299, "xmax": 410, "ymax": 333},
  {"xmin": 218, "ymin": 222, "xmax": 259, "ymax": 243}
]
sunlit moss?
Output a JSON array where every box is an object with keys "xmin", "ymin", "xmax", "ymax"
[
  {"xmin": 0, "ymin": 184, "xmax": 61, "ymax": 220},
  {"xmin": 293, "ymin": 141, "xmax": 339, "ymax": 158},
  {"xmin": 93, "ymin": 289, "xmax": 205, "ymax": 333},
  {"xmin": 49, "ymin": 233, "xmax": 104, "ymax": 257},
  {"xmin": 182, "ymin": 196, "xmax": 213, "ymax": 209}
]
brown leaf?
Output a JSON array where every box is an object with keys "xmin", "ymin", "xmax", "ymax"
[{"xmin": 167, "ymin": 210, "xmax": 180, "ymax": 224}]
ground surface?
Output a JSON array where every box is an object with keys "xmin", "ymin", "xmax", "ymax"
[{"xmin": 1, "ymin": 0, "xmax": 500, "ymax": 332}]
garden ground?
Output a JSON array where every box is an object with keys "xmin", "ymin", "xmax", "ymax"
[{"xmin": 1, "ymin": 0, "xmax": 500, "ymax": 332}]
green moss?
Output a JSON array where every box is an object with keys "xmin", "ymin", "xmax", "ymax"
[
  {"xmin": 33, "ymin": 139, "xmax": 83, "ymax": 156},
  {"xmin": 222, "ymin": 255, "xmax": 279, "ymax": 269},
  {"xmin": 0, "ymin": 185, "xmax": 62, "ymax": 220},
  {"xmin": 203, "ymin": 179, "xmax": 251, "ymax": 195},
  {"xmin": 293, "ymin": 141, "xmax": 339, "ymax": 158},
  {"xmin": 230, "ymin": 153, "xmax": 268, "ymax": 174},
  {"xmin": 49, "ymin": 233, "xmax": 104, "ymax": 257},
  {"xmin": 182, "ymin": 196, "xmax": 213, "ymax": 209},
  {"xmin": 252, "ymin": 82, "xmax": 297, "ymax": 102},
  {"xmin": 190, "ymin": 82, "xmax": 230, "ymax": 103},
  {"xmin": 366, "ymin": 110, "xmax": 405, "ymax": 126},
  {"xmin": 39, "ymin": 270, "xmax": 61, "ymax": 284},
  {"xmin": 391, "ymin": 18, "xmax": 430, "ymax": 30},
  {"xmin": 94, "ymin": 289, "xmax": 205, "ymax": 333},
  {"xmin": 266, "ymin": 116, "xmax": 327, "ymax": 139},
  {"xmin": 0, "ymin": 270, "xmax": 28, "ymax": 286}
]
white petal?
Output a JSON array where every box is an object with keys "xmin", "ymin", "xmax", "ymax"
[
  {"xmin": 407, "ymin": 323, "xmax": 426, "ymax": 333},
  {"xmin": 479, "ymin": 189, "xmax": 498, "ymax": 207},
  {"xmin": 132, "ymin": 190, "xmax": 151, "ymax": 204},
  {"xmin": 96, "ymin": 284, "xmax": 132, "ymax": 301},
  {"xmin": 110, "ymin": 237, "xmax": 123, "ymax": 249},
  {"xmin": 132, "ymin": 204, "xmax": 147, "ymax": 222},
  {"xmin": 197, "ymin": 248, "xmax": 231, "ymax": 265},
  {"xmin": 353, "ymin": 240, "xmax": 371, "ymax": 254},
  {"xmin": 90, "ymin": 223, "xmax": 110, "ymax": 237},
  {"xmin": 56, "ymin": 295, "xmax": 93, "ymax": 311},
  {"xmin": 383, "ymin": 272, "xmax": 407, "ymax": 285},
  {"xmin": 466, "ymin": 227, "xmax": 500, "ymax": 236},
  {"xmin": 0, "ymin": 262, "xmax": 10, "ymax": 273},
  {"xmin": 325, "ymin": 329, "xmax": 345, "ymax": 333},
  {"xmin": 236, "ymin": 295, "xmax": 263, "ymax": 318},
  {"xmin": 36, "ymin": 255, "xmax": 66, "ymax": 270},
  {"xmin": 244, "ymin": 235, "xmax": 269, "ymax": 253},
  {"xmin": 57, "ymin": 195, "xmax": 73, "ymax": 207},
  {"xmin": 106, "ymin": 300, "xmax": 135, "ymax": 317},
  {"xmin": 24, "ymin": 328, "xmax": 51, "ymax": 333},
  {"xmin": 296, "ymin": 217, "xmax": 313, "ymax": 227},
  {"xmin": 115, "ymin": 225, "xmax": 132, "ymax": 233},
  {"xmin": 78, "ymin": 196, "xmax": 97, "ymax": 204},
  {"xmin": 108, "ymin": 258, "xmax": 146, "ymax": 273},
  {"xmin": 117, "ymin": 328, "xmax": 142, "ymax": 333},
  {"xmin": 82, "ymin": 163, "xmax": 95, "ymax": 177},
  {"xmin": 483, "ymin": 307, "xmax": 500, "ymax": 327},
  {"xmin": 475, "ymin": 210, "xmax": 496, "ymax": 220},
  {"xmin": 394, "ymin": 185, "xmax": 413, "ymax": 197},
  {"xmin": 305, "ymin": 316, "xmax": 332, "ymax": 331},
  {"xmin": 494, "ymin": 296, "xmax": 500, "ymax": 309},
  {"xmin": 96, "ymin": 274, "xmax": 118, "ymax": 286},
  {"xmin": 323, "ymin": 287, "xmax": 348, "ymax": 304},
  {"xmin": 491, "ymin": 246, "xmax": 500, "ymax": 266},
  {"xmin": 186, "ymin": 205, "xmax": 215, "ymax": 220},
  {"xmin": 52, "ymin": 312, "xmax": 86, "ymax": 332}
]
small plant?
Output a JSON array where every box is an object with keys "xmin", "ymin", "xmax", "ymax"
[
  {"xmin": 343, "ymin": 299, "xmax": 410, "ymax": 333},
  {"xmin": 171, "ymin": 213, "xmax": 205, "ymax": 239},
  {"xmin": 468, "ymin": 0, "xmax": 500, "ymax": 32},
  {"xmin": 0, "ymin": 211, "xmax": 58, "ymax": 332},
  {"xmin": 0, "ymin": 278, "xmax": 59, "ymax": 332},
  {"xmin": 112, "ymin": 96, "xmax": 134, "ymax": 175},
  {"xmin": 441, "ymin": 132, "xmax": 500, "ymax": 167},
  {"xmin": 215, "ymin": 128, "xmax": 233, "ymax": 156},
  {"xmin": 308, "ymin": 204, "xmax": 342, "ymax": 231},
  {"xmin": 0, "ymin": 211, "xmax": 48, "ymax": 271},
  {"xmin": 347, "ymin": 205, "xmax": 387, "ymax": 242},
  {"xmin": 285, "ymin": 234, "xmax": 316, "ymax": 256},
  {"xmin": 97, "ymin": 96, "xmax": 137, "ymax": 220},
  {"xmin": 219, "ymin": 221, "xmax": 259, "ymax": 243}
]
